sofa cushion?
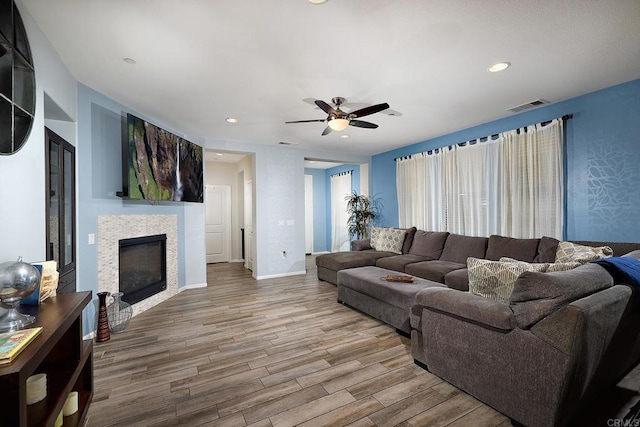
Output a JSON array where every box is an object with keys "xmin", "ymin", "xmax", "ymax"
[
  {"xmin": 444, "ymin": 268, "xmax": 470, "ymax": 291},
  {"xmin": 468, "ymin": 257, "xmax": 548, "ymax": 302},
  {"xmin": 485, "ymin": 235, "xmax": 540, "ymax": 262},
  {"xmin": 370, "ymin": 227, "xmax": 406, "ymax": 254},
  {"xmin": 534, "ymin": 236, "xmax": 561, "ymax": 262},
  {"xmin": 439, "ymin": 234, "xmax": 488, "ymax": 264},
  {"xmin": 555, "ymin": 241, "xmax": 613, "ymax": 263},
  {"xmin": 376, "ymin": 254, "xmax": 429, "ymax": 273},
  {"xmin": 402, "ymin": 227, "xmax": 418, "ymax": 254},
  {"xmin": 624, "ymin": 250, "xmax": 640, "ymax": 260},
  {"xmin": 572, "ymin": 241, "xmax": 640, "ymax": 257},
  {"xmin": 316, "ymin": 250, "xmax": 395, "ymax": 270},
  {"xmin": 408, "ymin": 231, "xmax": 450, "ymax": 260},
  {"xmin": 351, "ymin": 239, "xmax": 372, "ymax": 251},
  {"xmin": 509, "ymin": 263, "xmax": 614, "ymax": 329},
  {"xmin": 405, "ymin": 260, "xmax": 466, "ymax": 283}
]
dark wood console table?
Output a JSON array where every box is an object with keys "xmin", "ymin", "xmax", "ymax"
[{"xmin": 0, "ymin": 292, "xmax": 93, "ymax": 426}]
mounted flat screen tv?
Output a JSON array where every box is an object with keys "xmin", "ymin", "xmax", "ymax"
[{"xmin": 122, "ymin": 114, "xmax": 203, "ymax": 202}]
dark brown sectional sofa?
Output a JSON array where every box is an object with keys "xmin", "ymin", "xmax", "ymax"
[{"xmin": 316, "ymin": 228, "xmax": 640, "ymax": 426}]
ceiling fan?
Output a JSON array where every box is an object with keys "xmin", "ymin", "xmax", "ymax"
[{"xmin": 286, "ymin": 97, "xmax": 390, "ymax": 136}]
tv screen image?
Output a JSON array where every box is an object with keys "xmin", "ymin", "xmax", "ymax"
[{"xmin": 126, "ymin": 114, "xmax": 203, "ymax": 203}]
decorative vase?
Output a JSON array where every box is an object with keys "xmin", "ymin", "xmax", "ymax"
[
  {"xmin": 96, "ymin": 292, "xmax": 110, "ymax": 342},
  {"xmin": 107, "ymin": 292, "xmax": 132, "ymax": 334}
]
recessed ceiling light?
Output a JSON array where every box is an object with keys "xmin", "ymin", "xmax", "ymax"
[
  {"xmin": 216, "ymin": 153, "xmax": 223, "ymax": 156},
  {"xmin": 225, "ymin": 117, "xmax": 239, "ymax": 124},
  {"xmin": 123, "ymin": 57, "xmax": 136, "ymax": 64},
  {"xmin": 308, "ymin": 0, "xmax": 328, "ymax": 4},
  {"xmin": 488, "ymin": 62, "xmax": 510, "ymax": 73},
  {"xmin": 340, "ymin": 134, "xmax": 350, "ymax": 139}
]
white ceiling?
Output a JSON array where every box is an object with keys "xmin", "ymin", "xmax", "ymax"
[{"xmin": 22, "ymin": 0, "xmax": 640, "ymax": 156}]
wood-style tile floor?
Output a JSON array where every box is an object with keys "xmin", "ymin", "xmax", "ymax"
[{"xmin": 85, "ymin": 257, "xmax": 636, "ymax": 426}]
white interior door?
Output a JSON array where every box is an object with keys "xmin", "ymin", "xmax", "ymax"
[
  {"xmin": 244, "ymin": 180, "xmax": 254, "ymax": 271},
  {"xmin": 206, "ymin": 185, "xmax": 231, "ymax": 263},
  {"xmin": 305, "ymin": 175, "xmax": 313, "ymax": 254}
]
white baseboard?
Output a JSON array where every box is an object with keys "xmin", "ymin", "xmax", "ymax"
[
  {"xmin": 255, "ymin": 270, "xmax": 306, "ymax": 280},
  {"xmin": 83, "ymin": 331, "xmax": 95, "ymax": 340},
  {"xmin": 229, "ymin": 259, "xmax": 244, "ymax": 263},
  {"xmin": 311, "ymin": 251, "xmax": 330, "ymax": 255},
  {"xmin": 179, "ymin": 283, "xmax": 207, "ymax": 292}
]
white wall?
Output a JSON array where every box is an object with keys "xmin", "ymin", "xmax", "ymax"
[
  {"xmin": 0, "ymin": 0, "xmax": 77, "ymax": 263},
  {"xmin": 206, "ymin": 160, "xmax": 241, "ymax": 260}
]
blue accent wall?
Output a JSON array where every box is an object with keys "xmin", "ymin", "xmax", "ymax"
[{"xmin": 372, "ymin": 78, "xmax": 640, "ymax": 242}]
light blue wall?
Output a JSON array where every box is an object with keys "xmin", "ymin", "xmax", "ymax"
[
  {"xmin": 76, "ymin": 84, "xmax": 208, "ymax": 333},
  {"xmin": 372, "ymin": 78, "xmax": 640, "ymax": 243},
  {"xmin": 304, "ymin": 168, "xmax": 328, "ymax": 253}
]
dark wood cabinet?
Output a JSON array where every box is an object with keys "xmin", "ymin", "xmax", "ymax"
[
  {"xmin": 45, "ymin": 128, "xmax": 76, "ymax": 293},
  {"xmin": 0, "ymin": 292, "xmax": 93, "ymax": 426}
]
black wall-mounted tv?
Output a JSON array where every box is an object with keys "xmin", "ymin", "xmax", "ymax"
[{"xmin": 122, "ymin": 114, "xmax": 203, "ymax": 203}]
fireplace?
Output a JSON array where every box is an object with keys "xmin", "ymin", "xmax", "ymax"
[{"xmin": 119, "ymin": 234, "xmax": 167, "ymax": 305}]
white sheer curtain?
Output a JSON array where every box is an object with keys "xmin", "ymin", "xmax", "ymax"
[
  {"xmin": 499, "ymin": 119, "xmax": 564, "ymax": 238},
  {"xmin": 443, "ymin": 141, "xmax": 499, "ymax": 236},
  {"xmin": 396, "ymin": 118, "xmax": 564, "ymax": 239},
  {"xmin": 331, "ymin": 171, "xmax": 352, "ymax": 252},
  {"xmin": 397, "ymin": 151, "xmax": 444, "ymax": 230}
]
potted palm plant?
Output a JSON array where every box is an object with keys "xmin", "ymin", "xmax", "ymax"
[{"xmin": 345, "ymin": 191, "xmax": 377, "ymax": 239}]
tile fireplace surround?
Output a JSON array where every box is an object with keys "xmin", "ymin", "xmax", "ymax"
[{"xmin": 97, "ymin": 215, "xmax": 178, "ymax": 316}]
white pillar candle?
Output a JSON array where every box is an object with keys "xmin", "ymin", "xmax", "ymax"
[
  {"xmin": 63, "ymin": 391, "xmax": 78, "ymax": 416},
  {"xmin": 55, "ymin": 410, "xmax": 63, "ymax": 427},
  {"xmin": 26, "ymin": 373, "xmax": 47, "ymax": 405}
]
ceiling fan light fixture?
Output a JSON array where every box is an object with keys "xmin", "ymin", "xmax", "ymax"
[{"xmin": 328, "ymin": 118, "xmax": 349, "ymax": 131}]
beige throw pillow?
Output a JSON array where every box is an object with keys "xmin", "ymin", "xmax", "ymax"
[
  {"xmin": 370, "ymin": 227, "xmax": 405, "ymax": 254},
  {"xmin": 468, "ymin": 257, "xmax": 548, "ymax": 302},
  {"xmin": 555, "ymin": 241, "xmax": 613, "ymax": 263},
  {"xmin": 499, "ymin": 257, "xmax": 581, "ymax": 273}
]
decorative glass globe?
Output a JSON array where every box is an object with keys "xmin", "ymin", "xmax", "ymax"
[{"xmin": 0, "ymin": 258, "xmax": 41, "ymax": 332}]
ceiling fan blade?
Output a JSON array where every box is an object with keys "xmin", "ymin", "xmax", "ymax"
[
  {"xmin": 315, "ymin": 100, "xmax": 338, "ymax": 116},
  {"xmin": 349, "ymin": 102, "xmax": 390, "ymax": 118},
  {"xmin": 349, "ymin": 120, "xmax": 378, "ymax": 129},
  {"xmin": 321, "ymin": 126, "xmax": 332, "ymax": 136},
  {"xmin": 285, "ymin": 119, "xmax": 325, "ymax": 124}
]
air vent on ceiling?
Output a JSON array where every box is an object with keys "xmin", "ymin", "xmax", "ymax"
[
  {"xmin": 278, "ymin": 141, "xmax": 298, "ymax": 146},
  {"xmin": 507, "ymin": 99, "xmax": 549, "ymax": 113}
]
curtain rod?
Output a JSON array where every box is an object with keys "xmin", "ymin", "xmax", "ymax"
[
  {"xmin": 330, "ymin": 169, "xmax": 353, "ymax": 178},
  {"xmin": 394, "ymin": 114, "xmax": 573, "ymax": 161}
]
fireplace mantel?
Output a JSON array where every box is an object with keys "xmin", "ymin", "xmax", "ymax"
[{"xmin": 97, "ymin": 215, "xmax": 178, "ymax": 316}]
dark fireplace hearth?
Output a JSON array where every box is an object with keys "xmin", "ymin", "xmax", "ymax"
[{"xmin": 119, "ymin": 234, "xmax": 167, "ymax": 305}]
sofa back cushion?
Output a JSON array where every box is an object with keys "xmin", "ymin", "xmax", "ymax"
[
  {"xmin": 485, "ymin": 235, "xmax": 540, "ymax": 262},
  {"xmin": 408, "ymin": 231, "xmax": 449, "ymax": 260},
  {"xmin": 439, "ymin": 234, "xmax": 488, "ymax": 263},
  {"xmin": 509, "ymin": 263, "xmax": 614, "ymax": 329},
  {"xmin": 534, "ymin": 236, "xmax": 560, "ymax": 262},
  {"xmin": 402, "ymin": 227, "xmax": 418, "ymax": 254}
]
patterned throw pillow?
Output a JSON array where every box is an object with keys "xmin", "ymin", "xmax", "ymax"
[
  {"xmin": 468, "ymin": 257, "xmax": 548, "ymax": 302},
  {"xmin": 370, "ymin": 227, "xmax": 405, "ymax": 254},
  {"xmin": 555, "ymin": 241, "xmax": 613, "ymax": 263},
  {"xmin": 499, "ymin": 257, "xmax": 581, "ymax": 273}
]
